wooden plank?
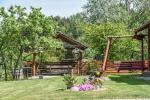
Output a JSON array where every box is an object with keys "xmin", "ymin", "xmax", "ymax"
[
  {"xmin": 141, "ymin": 38, "xmax": 144, "ymax": 71},
  {"xmin": 108, "ymin": 35, "xmax": 134, "ymax": 38},
  {"xmin": 40, "ymin": 61, "xmax": 76, "ymax": 66},
  {"xmin": 102, "ymin": 38, "xmax": 112, "ymax": 71},
  {"xmin": 148, "ymin": 28, "xmax": 150, "ymax": 70},
  {"xmin": 135, "ymin": 21, "xmax": 150, "ymax": 33},
  {"xmin": 56, "ymin": 32, "xmax": 88, "ymax": 50}
]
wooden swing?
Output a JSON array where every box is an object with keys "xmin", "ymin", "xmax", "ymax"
[{"xmin": 102, "ymin": 34, "xmax": 147, "ymax": 72}]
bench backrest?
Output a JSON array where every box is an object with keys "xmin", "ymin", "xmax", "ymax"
[
  {"xmin": 114, "ymin": 61, "xmax": 147, "ymax": 68},
  {"xmin": 114, "ymin": 62, "xmax": 132, "ymax": 67}
]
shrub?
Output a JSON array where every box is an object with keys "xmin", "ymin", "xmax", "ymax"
[
  {"xmin": 87, "ymin": 62, "xmax": 98, "ymax": 75},
  {"xmin": 85, "ymin": 70, "xmax": 104, "ymax": 88},
  {"xmin": 63, "ymin": 74, "xmax": 77, "ymax": 89}
]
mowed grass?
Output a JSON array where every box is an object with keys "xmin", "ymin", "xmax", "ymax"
[{"xmin": 0, "ymin": 74, "xmax": 150, "ymax": 100}]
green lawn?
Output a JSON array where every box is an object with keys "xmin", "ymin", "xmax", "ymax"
[{"xmin": 0, "ymin": 74, "xmax": 150, "ymax": 100}]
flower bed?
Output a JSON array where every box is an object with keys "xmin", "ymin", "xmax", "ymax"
[
  {"xmin": 71, "ymin": 84, "xmax": 95, "ymax": 91},
  {"xmin": 63, "ymin": 71, "xmax": 105, "ymax": 91},
  {"xmin": 70, "ymin": 71, "xmax": 105, "ymax": 91}
]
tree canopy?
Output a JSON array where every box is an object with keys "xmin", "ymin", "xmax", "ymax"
[{"xmin": 0, "ymin": 6, "xmax": 63, "ymax": 80}]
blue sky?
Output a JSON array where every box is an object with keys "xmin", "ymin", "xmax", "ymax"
[{"xmin": 0, "ymin": 0, "xmax": 87, "ymax": 17}]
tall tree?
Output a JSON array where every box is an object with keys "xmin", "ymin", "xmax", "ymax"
[
  {"xmin": 83, "ymin": 0, "xmax": 150, "ymax": 28},
  {"xmin": 0, "ymin": 6, "xmax": 63, "ymax": 80},
  {"xmin": 53, "ymin": 13, "xmax": 86, "ymax": 39}
]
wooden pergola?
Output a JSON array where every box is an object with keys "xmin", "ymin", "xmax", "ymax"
[
  {"xmin": 102, "ymin": 34, "xmax": 146, "ymax": 71},
  {"xmin": 134, "ymin": 21, "xmax": 150, "ymax": 71}
]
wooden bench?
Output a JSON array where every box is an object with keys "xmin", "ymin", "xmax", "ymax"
[
  {"xmin": 131, "ymin": 61, "xmax": 148, "ymax": 70},
  {"xmin": 114, "ymin": 61, "xmax": 132, "ymax": 72},
  {"xmin": 114, "ymin": 61, "xmax": 147, "ymax": 72}
]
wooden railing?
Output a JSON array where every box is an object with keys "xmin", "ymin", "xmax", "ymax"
[{"xmin": 73, "ymin": 60, "xmax": 103, "ymax": 75}]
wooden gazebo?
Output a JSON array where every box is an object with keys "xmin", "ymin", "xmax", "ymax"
[
  {"xmin": 56, "ymin": 32, "xmax": 88, "ymax": 74},
  {"xmin": 30, "ymin": 32, "xmax": 88, "ymax": 76}
]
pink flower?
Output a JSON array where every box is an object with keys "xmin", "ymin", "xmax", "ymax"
[{"xmin": 78, "ymin": 84, "xmax": 95, "ymax": 91}]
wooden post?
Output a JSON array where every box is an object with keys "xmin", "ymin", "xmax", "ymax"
[
  {"xmin": 71, "ymin": 68, "xmax": 74, "ymax": 76},
  {"xmin": 77, "ymin": 62, "xmax": 80, "ymax": 75},
  {"xmin": 102, "ymin": 38, "xmax": 112, "ymax": 71},
  {"xmin": 148, "ymin": 28, "xmax": 150, "ymax": 70},
  {"xmin": 77, "ymin": 51, "xmax": 82, "ymax": 75},
  {"xmin": 141, "ymin": 38, "xmax": 144, "ymax": 71},
  {"xmin": 32, "ymin": 53, "xmax": 37, "ymax": 76}
]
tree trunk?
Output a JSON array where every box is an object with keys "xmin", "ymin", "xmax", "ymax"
[
  {"xmin": 13, "ymin": 47, "xmax": 23, "ymax": 80},
  {"xmin": 148, "ymin": 28, "xmax": 150, "ymax": 70},
  {"xmin": 1, "ymin": 54, "xmax": 7, "ymax": 81},
  {"xmin": 32, "ymin": 53, "xmax": 37, "ymax": 76},
  {"xmin": 3, "ymin": 60, "xmax": 7, "ymax": 81}
]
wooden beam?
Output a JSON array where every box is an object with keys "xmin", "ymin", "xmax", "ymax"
[
  {"xmin": 148, "ymin": 28, "xmax": 150, "ymax": 70},
  {"xmin": 108, "ymin": 35, "xmax": 134, "ymax": 38},
  {"xmin": 141, "ymin": 38, "xmax": 144, "ymax": 71},
  {"xmin": 135, "ymin": 21, "xmax": 150, "ymax": 33},
  {"xmin": 102, "ymin": 38, "xmax": 112, "ymax": 71},
  {"xmin": 56, "ymin": 32, "xmax": 88, "ymax": 50},
  {"xmin": 77, "ymin": 51, "xmax": 82, "ymax": 75}
]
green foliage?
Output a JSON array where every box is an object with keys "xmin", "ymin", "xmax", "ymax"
[
  {"xmin": 87, "ymin": 62, "xmax": 98, "ymax": 74},
  {"xmin": 50, "ymin": 0, "xmax": 150, "ymax": 62},
  {"xmin": 110, "ymin": 39, "xmax": 141, "ymax": 60},
  {"xmin": 0, "ymin": 6, "xmax": 64, "ymax": 81},
  {"xmin": 83, "ymin": 0, "xmax": 150, "ymax": 28},
  {"xmin": 82, "ymin": 22, "xmax": 130, "ymax": 59},
  {"xmin": 63, "ymin": 74, "xmax": 77, "ymax": 89},
  {"xmin": 83, "ymin": 0, "xmax": 120, "ymax": 23},
  {"xmin": 53, "ymin": 13, "xmax": 86, "ymax": 39}
]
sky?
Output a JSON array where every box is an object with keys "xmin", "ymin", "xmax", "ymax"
[{"xmin": 0, "ymin": 0, "xmax": 87, "ymax": 17}]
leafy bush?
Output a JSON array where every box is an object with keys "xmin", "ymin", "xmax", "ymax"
[
  {"xmin": 87, "ymin": 61, "xmax": 98, "ymax": 75},
  {"xmin": 84, "ymin": 70, "xmax": 104, "ymax": 88},
  {"xmin": 0, "ymin": 69, "xmax": 13, "ymax": 81},
  {"xmin": 63, "ymin": 74, "xmax": 77, "ymax": 89}
]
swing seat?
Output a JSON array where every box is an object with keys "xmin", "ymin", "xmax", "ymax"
[
  {"xmin": 114, "ymin": 61, "xmax": 146, "ymax": 72},
  {"xmin": 114, "ymin": 61, "xmax": 132, "ymax": 72},
  {"xmin": 131, "ymin": 61, "xmax": 147, "ymax": 70}
]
